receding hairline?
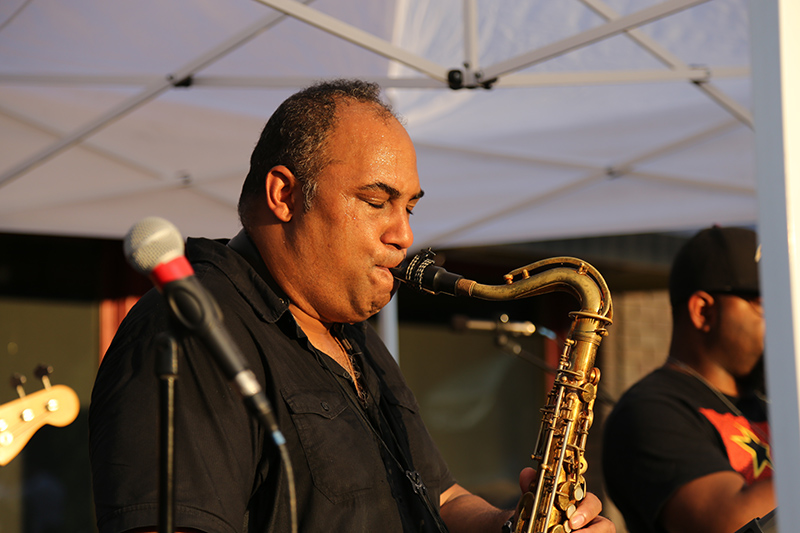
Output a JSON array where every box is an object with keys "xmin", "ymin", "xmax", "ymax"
[
  {"xmin": 312, "ymin": 97, "xmax": 414, "ymax": 175},
  {"xmin": 331, "ymin": 96, "xmax": 403, "ymax": 126},
  {"xmin": 238, "ymin": 84, "xmax": 405, "ymax": 229}
]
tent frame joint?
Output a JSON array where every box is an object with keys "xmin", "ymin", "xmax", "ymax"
[
  {"xmin": 447, "ymin": 68, "xmax": 496, "ymax": 90},
  {"xmin": 168, "ymin": 74, "xmax": 194, "ymax": 88}
]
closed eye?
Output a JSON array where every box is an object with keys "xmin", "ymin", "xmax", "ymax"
[{"xmin": 358, "ymin": 181, "xmax": 423, "ymax": 213}]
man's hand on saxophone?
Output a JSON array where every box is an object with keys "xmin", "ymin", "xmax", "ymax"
[
  {"xmin": 516, "ymin": 467, "xmax": 615, "ymax": 532},
  {"xmin": 437, "ymin": 468, "xmax": 614, "ymax": 533}
]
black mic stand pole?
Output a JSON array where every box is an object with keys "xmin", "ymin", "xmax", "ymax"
[
  {"xmin": 494, "ymin": 334, "xmax": 617, "ymax": 407},
  {"xmin": 155, "ymin": 332, "xmax": 178, "ymax": 533}
]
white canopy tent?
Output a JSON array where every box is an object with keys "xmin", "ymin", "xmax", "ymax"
[
  {"xmin": 3, "ymin": 0, "xmax": 800, "ymax": 529},
  {"xmin": 0, "ymin": 0, "xmax": 755, "ymax": 247}
]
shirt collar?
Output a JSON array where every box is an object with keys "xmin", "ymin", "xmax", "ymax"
[{"xmin": 186, "ymin": 230, "xmax": 290, "ymax": 324}]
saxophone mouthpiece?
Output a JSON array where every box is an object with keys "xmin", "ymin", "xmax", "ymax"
[
  {"xmin": 390, "ymin": 248, "xmax": 463, "ymax": 296},
  {"xmin": 388, "ymin": 258, "xmax": 412, "ymax": 280}
]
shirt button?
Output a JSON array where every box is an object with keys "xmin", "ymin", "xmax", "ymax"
[{"xmin": 321, "ymin": 402, "xmax": 330, "ymax": 411}]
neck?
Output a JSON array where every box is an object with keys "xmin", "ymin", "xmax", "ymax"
[
  {"xmin": 289, "ymin": 303, "xmax": 339, "ymax": 358},
  {"xmin": 289, "ymin": 302, "xmax": 329, "ymax": 335},
  {"xmin": 667, "ymin": 353, "xmax": 740, "ymax": 396},
  {"xmin": 668, "ymin": 323, "xmax": 743, "ymax": 396},
  {"xmin": 289, "ymin": 304, "xmax": 363, "ymax": 396}
]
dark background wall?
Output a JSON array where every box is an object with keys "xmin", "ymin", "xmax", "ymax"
[{"xmin": 0, "ymin": 233, "xmax": 149, "ymax": 533}]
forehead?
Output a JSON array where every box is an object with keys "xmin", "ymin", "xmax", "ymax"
[{"xmin": 321, "ymin": 103, "xmax": 420, "ymax": 186}]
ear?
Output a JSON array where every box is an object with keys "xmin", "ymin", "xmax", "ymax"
[
  {"xmin": 264, "ymin": 165, "xmax": 299, "ymax": 222},
  {"xmin": 687, "ymin": 291, "xmax": 717, "ymax": 333}
]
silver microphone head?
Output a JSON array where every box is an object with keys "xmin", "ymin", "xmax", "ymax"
[{"xmin": 123, "ymin": 216, "xmax": 185, "ymax": 275}]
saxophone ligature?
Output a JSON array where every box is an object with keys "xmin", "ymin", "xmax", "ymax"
[{"xmin": 391, "ymin": 249, "xmax": 613, "ymax": 533}]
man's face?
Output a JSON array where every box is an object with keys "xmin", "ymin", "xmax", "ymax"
[
  {"xmin": 712, "ymin": 293, "xmax": 765, "ymax": 378},
  {"xmin": 284, "ymin": 103, "xmax": 422, "ymax": 324}
]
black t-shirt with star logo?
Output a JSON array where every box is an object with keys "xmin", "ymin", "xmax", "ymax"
[{"xmin": 601, "ymin": 366, "xmax": 772, "ymax": 533}]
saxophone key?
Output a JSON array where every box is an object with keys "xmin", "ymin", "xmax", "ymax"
[
  {"xmin": 574, "ymin": 480, "xmax": 585, "ymax": 500},
  {"xmin": 580, "ymin": 382, "xmax": 597, "ymax": 403}
]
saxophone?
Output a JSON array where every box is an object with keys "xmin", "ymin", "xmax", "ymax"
[{"xmin": 391, "ymin": 249, "xmax": 613, "ymax": 533}]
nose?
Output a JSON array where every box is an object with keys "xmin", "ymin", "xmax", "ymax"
[{"xmin": 384, "ymin": 207, "xmax": 414, "ymax": 251}]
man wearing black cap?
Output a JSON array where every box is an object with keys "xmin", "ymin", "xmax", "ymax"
[{"xmin": 602, "ymin": 226, "xmax": 774, "ymax": 533}]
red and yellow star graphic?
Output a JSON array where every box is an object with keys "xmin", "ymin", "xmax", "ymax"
[{"xmin": 699, "ymin": 408, "xmax": 773, "ymax": 484}]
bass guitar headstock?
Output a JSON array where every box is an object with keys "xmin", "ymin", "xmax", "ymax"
[{"xmin": 0, "ymin": 365, "xmax": 79, "ymax": 466}]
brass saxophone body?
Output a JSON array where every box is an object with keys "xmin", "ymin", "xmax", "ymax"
[{"xmin": 391, "ymin": 250, "xmax": 613, "ymax": 533}]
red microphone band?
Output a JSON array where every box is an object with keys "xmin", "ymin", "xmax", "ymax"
[{"xmin": 150, "ymin": 255, "xmax": 194, "ymax": 287}]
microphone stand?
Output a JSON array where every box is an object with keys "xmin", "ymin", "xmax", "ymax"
[
  {"xmin": 124, "ymin": 218, "xmax": 297, "ymax": 533},
  {"xmin": 494, "ymin": 334, "xmax": 616, "ymax": 407},
  {"xmin": 734, "ymin": 509, "xmax": 778, "ymax": 533},
  {"xmin": 155, "ymin": 332, "xmax": 178, "ymax": 533}
]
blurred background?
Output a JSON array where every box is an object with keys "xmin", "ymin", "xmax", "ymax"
[{"xmin": 0, "ymin": 0, "xmax": 765, "ymax": 531}]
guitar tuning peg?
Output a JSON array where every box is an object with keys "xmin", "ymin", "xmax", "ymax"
[
  {"xmin": 34, "ymin": 364, "xmax": 53, "ymax": 389},
  {"xmin": 10, "ymin": 373, "xmax": 26, "ymax": 398}
]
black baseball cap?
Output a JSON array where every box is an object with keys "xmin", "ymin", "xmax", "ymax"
[{"xmin": 669, "ymin": 226, "xmax": 760, "ymax": 308}]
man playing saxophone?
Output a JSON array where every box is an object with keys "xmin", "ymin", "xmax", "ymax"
[
  {"xmin": 89, "ymin": 79, "xmax": 614, "ymax": 532},
  {"xmin": 602, "ymin": 226, "xmax": 773, "ymax": 533}
]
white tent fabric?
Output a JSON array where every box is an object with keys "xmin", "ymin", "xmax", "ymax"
[{"xmin": 0, "ymin": 0, "xmax": 753, "ymax": 248}]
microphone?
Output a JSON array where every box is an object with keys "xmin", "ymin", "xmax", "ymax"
[
  {"xmin": 451, "ymin": 313, "xmax": 558, "ymax": 341},
  {"xmin": 451, "ymin": 314, "xmax": 537, "ymax": 336},
  {"xmin": 124, "ymin": 217, "xmax": 284, "ymax": 447}
]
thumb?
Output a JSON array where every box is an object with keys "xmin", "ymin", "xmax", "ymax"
[{"xmin": 519, "ymin": 466, "xmax": 537, "ymax": 494}]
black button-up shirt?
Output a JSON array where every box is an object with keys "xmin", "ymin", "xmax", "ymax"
[{"xmin": 90, "ymin": 232, "xmax": 455, "ymax": 532}]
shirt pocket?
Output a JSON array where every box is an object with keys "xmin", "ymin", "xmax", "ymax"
[
  {"xmin": 281, "ymin": 388, "xmax": 380, "ymax": 503},
  {"xmin": 380, "ymin": 382, "xmax": 445, "ymax": 494}
]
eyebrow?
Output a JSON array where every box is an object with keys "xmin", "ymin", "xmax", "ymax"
[{"xmin": 361, "ymin": 182, "xmax": 425, "ymax": 200}]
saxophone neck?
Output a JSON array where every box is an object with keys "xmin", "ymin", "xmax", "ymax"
[{"xmin": 393, "ymin": 249, "xmax": 613, "ymax": 324}]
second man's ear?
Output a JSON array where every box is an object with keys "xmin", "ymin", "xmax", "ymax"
[{"xmin": 687, "ymin": 290, "xmax": 717, "ymax": 333}]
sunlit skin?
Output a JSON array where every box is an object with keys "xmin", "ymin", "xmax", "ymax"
[
  {"xmin": 679, "ymin": 291, "xmax": 765, "ymax": 397},
  {"xmin": 707, "ymin": 293, "xmax": 764, "ymax": 386},
  {"xmin": 255, "ymin": 102, "xmax": 422, "ymax": 327},
  {"xmin": 440, "ymin": 468, "xmax": 611, "ymax": 532}
]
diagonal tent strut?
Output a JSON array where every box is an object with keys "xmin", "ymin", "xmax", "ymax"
[
  {"xmin": 0, "ymin": 0, "xmax": 749, "ymax": 196},
  {"xmin": 481, "ymin": 0, "xmax": 712, "ymax": 79},
  {"xmin": 249, "ymin": 0, "xmax": 748, "ymax": 128},
  {"xmin": 0, "ymin": 0, "xmax": 320, "ymax": 190},
  {"xmin": 578, "ymin": 0, "xmax": 752, "ymax": 127},
  {"xmin": 0, "ymin": 1, "xmax": 746, "ymax": 93},
  {"xmin": 0, "ymin": 104, "xmax": 165, "ymax": 181},
  {"xmin": 0, "ymin": 166, "xmax": 246, "ymax": 217},
  {"xmin": 251, "ymin": 0, "xmax": 450, "ymax": 81},
  {"xmin": 252, "ymin": 0, "xmax": 714, "ymax": 89},
  {"xmin": 416, "ymin": 119, "xmax": 748, "ymax": 248}
]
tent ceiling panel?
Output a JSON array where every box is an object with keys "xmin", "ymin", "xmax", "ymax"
[
  {"xmin": 0, "ymin": 0, "xmax": 754, "ymax": 248},
  {"xmin": 0, "ymin": 186, "xmax": 243, "ymax": 240},
  {"xmin": 421, "ymin": 175, "xmax": 756, "ymax": 248}
]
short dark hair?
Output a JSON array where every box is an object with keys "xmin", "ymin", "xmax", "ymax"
[{"xmin": 237, "ymin": 79, "xmax": 397, "ymax": 229}]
